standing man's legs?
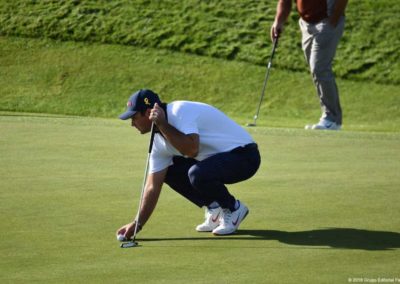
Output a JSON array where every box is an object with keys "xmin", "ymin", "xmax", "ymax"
[{"xmin": 300, "ymin": 17, "xmax": 345, "ymax": 127}]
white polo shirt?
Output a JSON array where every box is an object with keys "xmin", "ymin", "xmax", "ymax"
[{"xmin": 149, "ymin": 101, "xmax": 254, "ymax": 174}]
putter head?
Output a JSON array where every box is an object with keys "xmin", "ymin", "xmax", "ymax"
[
  {"xmin": 120, "ymin": 241, "xmax": 139, "ymax": 248},
  {"xmin": 246, "ymin": 115, "xmax": 258, "ymax": 127}
]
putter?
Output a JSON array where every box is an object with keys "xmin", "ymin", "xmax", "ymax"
[
  {"xmin": 247, "ymin": 37, "xmax": 278, "ymax": 127},
  {"xmin": 120, "ymin": 122, "xmax": 156, "ymax": 248}
]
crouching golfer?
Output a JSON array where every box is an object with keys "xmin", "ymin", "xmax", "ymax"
[{"xmin": 117, "ymin": 89, "xmax": 261, "ymax": 237}]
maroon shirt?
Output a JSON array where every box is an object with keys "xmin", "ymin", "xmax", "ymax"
[{"xmin": 295, "ymin": 0, "xmax": 328, "ymax": 23}]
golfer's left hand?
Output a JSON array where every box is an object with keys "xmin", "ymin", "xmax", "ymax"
[{"xmin": 150, "ymin": 103, "xmax": 166, "ymax": 126}]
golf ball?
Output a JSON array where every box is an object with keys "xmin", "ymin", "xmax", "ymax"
[{"xmin": 117, "ymin": 234, "xmax": 126, "ymax": 242}]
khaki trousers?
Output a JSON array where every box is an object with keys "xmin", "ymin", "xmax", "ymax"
[{"xmin": 299, "ymin": 16, "xmax": 345, "ymax": 125}]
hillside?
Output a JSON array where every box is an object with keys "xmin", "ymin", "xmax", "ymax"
[
  {"xmin": 1, "ymin": 36, "xmax": 399, "ymax": 132},
  {"xmin": 0, "ymin": 0, "xmax": 399, "ymax": 85}
]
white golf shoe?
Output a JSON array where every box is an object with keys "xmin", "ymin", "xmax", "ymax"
[
  {"xmin": 212, "ymin": 200, "xmax": 249, "ymax": 235},
  {"xmin": 305, "ymin": 118, "xmax": 341, "ymax": 130},
  {"xmin": 196, "ymin": 206, "xmax": 222, "ymax": 232}
]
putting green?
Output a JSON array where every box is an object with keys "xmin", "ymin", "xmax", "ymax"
[{"xmin": 1, "ymin": 114, "xmax": 399, "ymax": 283}]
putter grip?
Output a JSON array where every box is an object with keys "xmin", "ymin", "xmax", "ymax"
[
  {"xmin": 148, "ymin": 123, "xmax": 156, "ymax": 154},
  {"xmin": 271, "ymin": 37, "xmax": 278, "ymax": 59}
]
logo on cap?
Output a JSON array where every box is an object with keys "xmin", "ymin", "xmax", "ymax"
[
  {"xmin": 127, "ymin": 101, "xmax": 133, "ymax": 107},
  {"xmin": 144, "ymin": 98, "xmax": 151, "ymax": 105}
]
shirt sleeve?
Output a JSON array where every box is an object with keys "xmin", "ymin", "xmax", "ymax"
[{"xmin": 168, "ymin": 102, "xmax": 200, "ymax": 135}]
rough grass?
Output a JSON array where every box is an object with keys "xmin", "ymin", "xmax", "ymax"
[
  {"xmin": 0, "ymin": 0, "xmax": 399, "ymax": 85},
  {"xmin": 1, "ymin": 36, "xmax": 399, "ymax": 132}
]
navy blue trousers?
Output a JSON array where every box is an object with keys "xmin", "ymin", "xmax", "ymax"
[{"xmin": 164, "ymin": 143, "xmax": 261, "ymax": 211}]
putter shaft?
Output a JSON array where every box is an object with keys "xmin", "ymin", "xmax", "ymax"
[{"xmin": 248, "ymin": 37, "xmax": 278, "ymax": 126}]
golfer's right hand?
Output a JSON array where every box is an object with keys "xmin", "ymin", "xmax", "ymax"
[
  {"xmin": 117, "ymin": 222, "xmax": 141, "ymax": 239},
  {"xmin": 270, "ymin": 22, "xmax": 283, "ymax": 42}
]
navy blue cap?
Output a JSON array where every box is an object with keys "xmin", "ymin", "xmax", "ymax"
[{"xmin": 119, "ymin": 89, "xmax": 161, "ymax": 120}]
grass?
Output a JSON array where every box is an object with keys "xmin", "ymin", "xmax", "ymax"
[
  {"xmin": 0, "ymin": 0, "xmax": 399, "ymax": 85},
  {"xmin": 1, "ymin": 114, "xmax": 399, "ymax": 283},
  {"xmin": 1, "ymin": 36, "xmax": 399, "ymax": 132}
]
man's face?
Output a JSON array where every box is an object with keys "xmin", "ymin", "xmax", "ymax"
[{"xmin": 130, "ymin": 109, "xmax": 151, "ymax": 134}]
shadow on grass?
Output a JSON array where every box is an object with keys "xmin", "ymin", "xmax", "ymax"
[
  {"xmin": 236, "ymin": 228, "xmax": 400, "ymax": 251},
  {"xmin": 140, "ymin": 228, "xmax": 400, "ymax": 251}
]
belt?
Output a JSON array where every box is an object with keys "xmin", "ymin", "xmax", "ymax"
[{"xmin": 231, "ymin": 143, "xmax": 258, "ymax": 153}]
